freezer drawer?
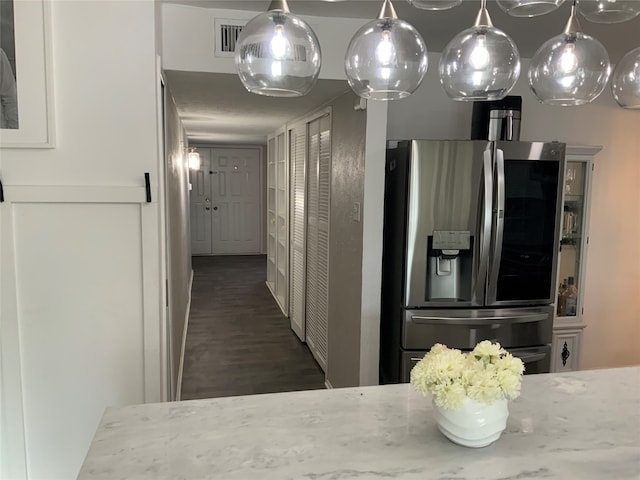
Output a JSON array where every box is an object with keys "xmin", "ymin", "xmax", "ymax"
[
  {"xmin": 402, "ymin": 305, "xmax": 553, "ymax": 350},
  {"xmin": 401, "ymin": 345, "xmax": 551, "ymax": 383}
]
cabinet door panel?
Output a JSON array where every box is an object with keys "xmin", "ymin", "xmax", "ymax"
[{"xmin": 552, "ymin": 330, "xmax": 582, "ymax": 372}]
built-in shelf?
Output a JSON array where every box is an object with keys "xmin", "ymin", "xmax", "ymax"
[
  {"xmin": 267, "ymin": 129, "xmax": 288, "ymax": 317},
  {"xmin": 552, "ymin": 148, "xmax": 601, "ymax": 373},
  {"xmin": 560, "ymin": 236, "xmax": 581, "ymax": 246}
]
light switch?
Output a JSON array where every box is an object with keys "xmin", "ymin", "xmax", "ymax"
[{"xmin": 352, "ymin": 202, "xmax": 361, "ymax": 222}]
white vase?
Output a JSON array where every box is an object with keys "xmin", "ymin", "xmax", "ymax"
[{"xmin": 432, "ymin": 397, "xmax": 508, "ymax": 448}]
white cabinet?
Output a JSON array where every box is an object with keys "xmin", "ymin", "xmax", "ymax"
[
  {"xmin": 266, "ymin": 129, "xmax": 288, "ymax": 315},
  {"xmin": 552, "ymin": 145, "xmax": 601, "ymax": 372},
  {"xmin": 552, "ymin": 329, "xmax": 583, "ymax": 372}
]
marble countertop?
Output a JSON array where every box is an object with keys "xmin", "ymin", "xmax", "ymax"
[{"xmin": 78, "ymin": 367, "xmax": 640, "ymax": 479}]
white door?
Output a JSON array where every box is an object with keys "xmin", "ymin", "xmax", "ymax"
[
  {"xmin": 305, "ymin": 115, "xmax": 331, "ymax": 372},
  {"xmin": 211, "ymin": 148, "xmax": 261, "ymax": 254},
  {"xmin": 189, "ymin": 148, "xmax": 212, "ymax": 255}
]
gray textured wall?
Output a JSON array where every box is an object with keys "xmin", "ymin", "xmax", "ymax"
[{"xmin": 327, "ymin": 91, "xmax": 368, "ymax": 388}]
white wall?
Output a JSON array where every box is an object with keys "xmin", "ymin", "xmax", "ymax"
[
  {"xmin": 163, "ymin": 85, "xmax": 193, "ymax": 400},
  {"xmin": 387, "ymin": 53, "xmax": 472, "ymax": 140},
  {"xmin": 359, "ymin": 100, "xmax": 388, "ymax": 386},
  {"xmin": 0, "ymin": 1, "xmax": 168, "ymax": 479},
  {"xmin": 386, "ymin": 56, "xmax": 640, "ymax": 370},
  {"xmin": 161, "ymin": 4, "xmax": 368, "ymax": 80}
]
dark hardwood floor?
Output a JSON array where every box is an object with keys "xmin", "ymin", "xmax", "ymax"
[{"xmin": 180, "ymin": 255, "xmax": 326, "ymax": 400}]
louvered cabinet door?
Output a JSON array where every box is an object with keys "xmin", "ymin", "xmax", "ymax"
[
  {"xmin": 289, "ymin": 125, "xmax": 307, "ymax": 342},
  {"xmin": 305, "ymin": 116, "xmax": 331, "ymax": 372},
  {"xmin": 305, "ymin": 120, "xmax": 320, "ymax": 362}
]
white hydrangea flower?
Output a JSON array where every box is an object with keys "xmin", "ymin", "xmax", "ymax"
[
  {"xmin": 472, "ymin": 340, "xmax": 505, "ymax": 360},
  {"xmin": 410, "ymin": 341, "xmax": 525, "ymax": 409}
]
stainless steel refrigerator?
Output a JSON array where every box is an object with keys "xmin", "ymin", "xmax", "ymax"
[{"xmin": 380, "ymin": 140, "xmax": 565, "ymax": 384}]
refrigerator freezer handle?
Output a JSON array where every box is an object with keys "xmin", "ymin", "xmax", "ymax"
[
  {"xmin": 411, "ymin": 313, "xmax": 549, "ymax": 325},
  {"xmin": 487, "ymin": 148, "xmax": 505, "ymax": 302},
  {"xmin": 511, "ymin": 352, "xmax": 547, "ymax": 363},
  {"xmin": 476, "ymin": 149, "xmax": 493, "ymax": 301}
]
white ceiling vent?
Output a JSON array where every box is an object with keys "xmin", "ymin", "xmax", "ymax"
[{"xmin": 214, "ymin": 18, "xmax": 247, "ymax": 57}]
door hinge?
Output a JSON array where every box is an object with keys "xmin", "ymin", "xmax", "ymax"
[
  {"xmin": 165, "ymin": 279, "xmax": 169, "ymax": 307},
  {"xmin": 586, "ymin": 236, "xmax": 589, "ymax": 245},
  {"xmin": 581, "ymin": 307, "xmax": 584, "ymax": 315},
  {"xmin": 591, "ymin": 163, "xmax": 594, "ymax": 171}
]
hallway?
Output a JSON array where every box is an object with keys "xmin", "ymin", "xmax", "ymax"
[{"xmin": 180, "ymin": 255, "xmax": 326, "ymax": 400}]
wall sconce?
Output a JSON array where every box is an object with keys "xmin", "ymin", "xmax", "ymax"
[{"xmin": 187, "ymin": 148, "xmax": 201, "ymax": 170}]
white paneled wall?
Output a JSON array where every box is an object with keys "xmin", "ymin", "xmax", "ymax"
[
  {"xmin": 0, "ymin": 187, "xmax": 164, "ymax": 479},
  {"xmin": 13, "ymin": 202, "xmax": 146, "ymax": 479},
  {"xmin": 0, "ymin": 2, "xmax": 172, "ymax": 479}
]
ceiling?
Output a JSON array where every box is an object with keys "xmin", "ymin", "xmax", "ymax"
[
  {"xmin": 163, "ymin": 1, "xmax": 640, "ymax": 144},
  {"xmin": 165, "ymin": 71, "xmax": 350, "ymax": 144}
]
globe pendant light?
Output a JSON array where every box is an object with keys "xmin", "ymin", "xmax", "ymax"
[
  {"xmin": 496, "ymin": 0, "xmax": 565, "ymax": 17},
  {"xmin": 528, "ymin": 1, "xmax": 611, "ymax": 106},
  {"xmin": 577, "ymin": 0, "xmax": 640, "ymax": 23},
  {"xmin": 407, "ymin": 0, "xmax": 462, "ymax": 10},
  {"xmin": 344, "ymin": 0, "xmax": 428, "ymax": 101},
  {"xmin": 439, "ymin": 0, "xmax": 521, "ymax": 101},
  {"xmin": 234, "ymin": 0, "xmax": 321, "ymax": 97},
  {"xmin": 611, "ymin": 47, "xmax": 640, "ymax": 109}
]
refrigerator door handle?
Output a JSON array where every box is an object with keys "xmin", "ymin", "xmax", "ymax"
[
  {"xmin": 487, "ymin": 148, "xmax": 505, "ymax": 303},
  {"xmin": 476, "ymin": 148, "xmax": 493, "ymax": 303},
  {"xmin": 411, "ymin": 313, "xmax": 549, "ymax": 326}
]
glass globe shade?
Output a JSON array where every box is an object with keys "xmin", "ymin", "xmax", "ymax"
[
  {"xmin": 528, "ymin": 32, "xmax": 611, "ymax": 106},
  {"xmin": 345, "ymin": 18, "xmax": 428, "ymax": 100},
  {"xmin": 187, "ymin": 150, "xmax": 201, "ymax": 170},
  {"xmin": 577, "ymin": 0, "xmax": 640, "ymax": 23},
  {"xmin": 406, "ymin": 0, "xmax": 462, "ymax": 10},
  {"xmin": 439, "ymin": 26, "xmax": 521, "ymax": 101},
  {"xmin": 496, "ymin": 0, "xmax": 565, "ymax": 17},
  {"xmin": 235, "ymin": 11, "xmax": 321, "ymax": 97},
  {"xmin": 611, "ymin": 47, "xmax": 640, "ymax": 109}
]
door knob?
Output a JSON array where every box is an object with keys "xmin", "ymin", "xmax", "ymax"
[
  {"xmin": 213, "ymin": 206, "xmax": 218, "ymax": 211},
  {"xmin": 205, "ymin": 198, "xmax": 211, "ymax": 211}
]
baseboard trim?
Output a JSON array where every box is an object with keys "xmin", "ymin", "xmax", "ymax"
[
  {"xmin": 324, "ymin": 379, "xmax": 333, "ymax": 389},
  {"xmin": 175, "ymin": 269, "xmax": 194, "ymax": 401}
]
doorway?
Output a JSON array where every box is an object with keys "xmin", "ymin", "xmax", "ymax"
[{"xmin": 189, "ymin": 146, "xmax": 263, "ymax": 255}]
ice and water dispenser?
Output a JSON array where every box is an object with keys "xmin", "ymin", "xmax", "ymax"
[{"xmin": 427, "ymin": 230, "xmax": 473, "ymax": 302}]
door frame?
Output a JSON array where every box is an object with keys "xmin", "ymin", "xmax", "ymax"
[{"xmin": 189, "ymin": 144, "xmax": 265, "ymax": 256}]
